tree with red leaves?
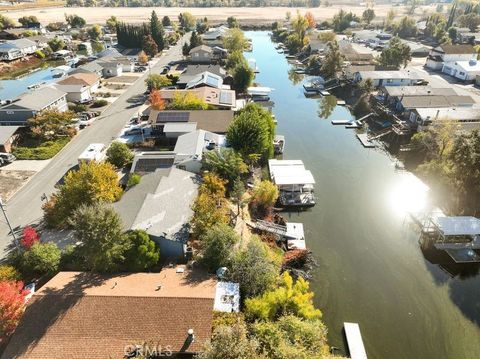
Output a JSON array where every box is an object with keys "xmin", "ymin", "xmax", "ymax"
[
  {"xmin": 0, "ymin": 280, "xmax": 28, "ymax": 343},
  {"xmin": 304, "ymin": 11, "xmax": 316, "ymax": 29},
  {"xmin": 21, "ymin": 226, "xmax": 40, "ymax": 250},
  {"xmin": 149, "ymin": 89, "xmax": 166, "ymax": 111}
]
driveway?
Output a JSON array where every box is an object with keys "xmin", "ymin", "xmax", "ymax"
[{"xmin": 0, "ymin": 35, "xmax": 189, "ymax": 257}]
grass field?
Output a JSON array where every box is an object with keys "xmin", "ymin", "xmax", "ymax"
[{"xmin": 0, "ymin": 0, "xmax": 64, "ymax": 12}]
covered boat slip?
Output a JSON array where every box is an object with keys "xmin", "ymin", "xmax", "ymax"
[
  {"xmin": 430, "ymin": 216, "xmax": 480, "ymax": 250},
  {"xmin": 268, "ymin": 159, "xmax": 316, "ymax": 207},
  {"xmin": 344, "ymin": 322, "xmax": 368, "ymax": 359}
]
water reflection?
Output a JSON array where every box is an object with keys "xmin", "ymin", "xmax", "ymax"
[
  {"xmin": 287, "ymin": 68, "xmax": 304, "ymax": 85},
  {"xmin": 317, "ymin": 95, "xmax": 337, "ymax": 119},
  {"xmin": 389, "ymin": 172, "xmax": 430, "ymax": 217}
]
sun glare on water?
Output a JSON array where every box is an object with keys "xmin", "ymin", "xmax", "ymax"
[{"xmin": 389, "ymin": 172, "xmax": 430, "ymax": 217}]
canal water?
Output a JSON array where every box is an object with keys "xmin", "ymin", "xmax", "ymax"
[
  {"xmin": 0, "ymin": 67, "xmax": 62, "ymax": 101},
  {"xmin": 245, "ymin": 31, "xmax": 480, "ymax": 359}
]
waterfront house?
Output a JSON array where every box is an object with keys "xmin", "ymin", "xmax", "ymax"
[
  {"xmin": 0, "ymin": 38, "xmax": 37, "ymax": 61},
  {"xmin": 28, "ymin": 35, "xmax": 49, "ymax": 49},
  {"xmin": 425, "ymin": 44, "xmax": 476, "ymax": 71},
  {"xmin": 411, "ymin": 107, "xmax": 480, "ymax": 131},
  {"xmin": 379, "ymin": 86, "xmax": 458, "ymax": 108},
  {"xmin": 177, "ymin": 64, "xmax": 228, "ymax": 88},
  {"xmin": 70, "ymin": 61, "xmax": 104, "ymax": 77},
  {"xmin": 114, "ymin": 167, "xmax": 198, "ymax": 258},
  {"xmin": 268, "ymin": 159, "xmax": 316, "ymax": 207},
  {"xmin": 0, "ymin": 126, "xmax": 20, "ymax": 152},
  {"xmin": 54, "ymin": 73, "xmax": 100, "ymax": 103},
  {"xmin": 400, "ymin": 94, "xmax": 474, "ymax": 112},
  {"xmin": 202, "ymin": 25, "xmax": 229, "ymax": 42},
  {"xmin": 149, "ymin": 110, "xmax": 234, "ymax": 135},
  {"xmin": 189, "ymin": 45, "xmax": 214, "ymax": 63},
  {"xmin": 159, "ymin": 88, "xmax": 237, "ymax": 110},
  {"xmin": 186, "ymin": 71, "xmax": 226, "ymax": 90},
  {"xmin": 0, "ymin": 87, "xmax": 68, "ymax": 126},
  {"xmin": 96, "ymin": 59, "xmax": 123, "ymax": 78},
  {"xmin": 354, "ymin": 70, "xmax": 423, "ymax": 87},
  {"xmin": 212, "ymin": 46, "xmax": 228, "ymax": 60},
  {"xmin": 0, "ymin": 269, "xmax": 216, "ymax": 359},
  {"xmin": 442, "ymin": 59, "xmax": 480, "ymax": 82}
]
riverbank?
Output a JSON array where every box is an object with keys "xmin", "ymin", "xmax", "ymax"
[{"xmin": 246, "ymin": 31, "xmax": 480, "ymax": 358}]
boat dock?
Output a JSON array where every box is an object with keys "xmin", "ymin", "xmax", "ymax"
[
  {"xmin": 356, "ymin": 134, "xmax": 375, "ymax": 148},
  {"xmin": 249, "ymin": 220, "xmax": 306, "ymax": 250},
  {"xmin": 332, "ymin": 119, "xmax": 354, "ymax": 125},
  {"xmin": 344, "ymin": 322, "xmax": 368, "ymax": 359}
]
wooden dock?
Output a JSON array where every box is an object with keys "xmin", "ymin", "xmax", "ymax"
[
  {"xmin": 356, "ymin": 134, "xmax": 375, "ymax": 148},
  {"xmin": 344, "ymin": 322, "xmax": 368, "ymax": 359}
]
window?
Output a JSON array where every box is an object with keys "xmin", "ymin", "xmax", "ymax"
[{"xmin": 459, "ymin": 71, "xmax": 465, "ymax": 76}]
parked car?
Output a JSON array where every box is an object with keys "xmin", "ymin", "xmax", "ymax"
[
  {"xmin": 135, "ymin": 66, "xmax": 147, "ymax": 73},
  {"xmin": 124, "ymin": 127, "xmax": 143, "ymax": 136},
  {"xmin": 76, "ymin": 98, "xmax": 94, "ymax": 105},
  {"xmin": 0, "ymin": 152, "xmax": 16, "ymax": 166},
  {"xmin": 160, "ymin": 66, "xmax": 170, "ymax": 74}
]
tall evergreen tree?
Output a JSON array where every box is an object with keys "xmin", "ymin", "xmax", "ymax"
[{"xmin": 150, "ymin": 11, "xmax": 165, "ymax": 51}]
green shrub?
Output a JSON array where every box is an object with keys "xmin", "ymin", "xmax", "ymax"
[
  {"xmin": 34, "ymin": 50, "xmax": 45, "ymax": 59},
  {"xmin": 0, "ymin": 265, "xmax": 21, "ymax": 281},
  {"xmin": 106, "ymin": 141, "xmax": 134, "ymax": 169},
  {"xmin": 127, "ymin": 173, "xmax": 141, "ymax": 187},
  {"xmin": 69, "ymin": 103, "xmax": 87, "ymax": 113},
  {"xmin": 13, "ymin": 138, "xmax": 70, "ymax": 160},
  {"xmin": 91, "ymin": 99, "xmax": 108, "ymax": 108}
]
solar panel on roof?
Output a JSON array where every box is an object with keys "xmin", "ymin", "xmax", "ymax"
[
  {"xmin": 133, "ymin": 158, "xmax": 174, "ymax": 172},
  {"xmin": 156, "ymin": 112, "xmax": 190, "ymax": 123},
  {"xmin": 219, "ymin": 91, "xmax": 233, "ymax": 105}
]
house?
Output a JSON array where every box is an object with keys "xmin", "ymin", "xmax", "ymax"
[
  {"xmin": 54, "ymin": 73, "xmax": 100, "ymax": 103},
  {"xmin": 96, "ymin": 59, "xmax": 123, "ymax": 77},
  {"xmin": 411, "ymin": 107, "xmax": 480, "ymax": 131},
  {"xmin": 71, "ymin": 61, "xmax": 104, "ymax": 77},
  {"xmin": 0, "ymin": 87, "xmax": 68, "ymax": 125},
  {"xmin": 401, "ymin": 95, "xmax": 475, "ymax": 121},
  {"xmin": 186, "ymin": 71, "xmax": 226, "ymax": 90},
  {"xmin": 202, "ymin": 25, "xmax": 229, "ymax": 41},
  {"xmin": 28, "ymin": 35, "xmax": 49, "ymax": 49},
  {"xmin": 189, "ymin": 45, "xmax": 214, "ymax": 63},
  {"xmin": 173, "ymin": 130, "xmax": 225, "ymax": 173},
  {"xmin": 149, "ymin": 109, "xmax": 234, "ymax": 134},
  {"xmin": 442, "ymin": 59, "xmax": 480, "ymax": 82},
  {"xmin": 212, "ymin": 46, "xmax": 228, "ymax": 60},
  {"xmin": 354, "ymin": 70, "xmax": 423, "ymax": 87},
  {"xmin": 114, "ymin": 167, "xmax": 198, "ymax": 258},
  {"xmin": 0, "ymin": 126, "xmax": 20, "ymax": 152},
  {"xmin": 0, "ymin": 269, "xmax": 217, "ymax": 359},
  {"xmin": 101, "ymin": 55, "xmax": 134, "ymax": 73},
  {"xmin": 401, "ymin": 40, "xmax": 431, "ymax": 57},
  {"xmin": 177, "ymin": 64, "xmax": 228, "ymax": 88},
  {"xmin": 425, "ymin": 44, "xmax": 476, "ymax": 70},
  {"xmin": 159, "ymin": 87, "xmax": 237, "ymax": 110},
  {"xmin": 0, "ymin": 38, "xmax": 37, "ymax": 61},
  {"xmin": 52, "ymin": 49, "xmax": 73, "ymax": 60},
  {"xmin": 268, "ymin": 159, "xmax": 316, "ymax": 207},
  {"xmin": 380, "ymin": 86, "xmax": 458, "ymax": 104}
]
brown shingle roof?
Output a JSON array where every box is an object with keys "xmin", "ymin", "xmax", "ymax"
[
  {"xmin": 1, "ymin": 270, "xmax": 216, "ymax": 359},
  {"xmin": 57, "ymin": 73, "xmax": 100, "ymax": 87},
  {"xmin": 437, "ymin": 44, "xmax": 475, "ymax": 55},
  {"xmin": 150, "ymin": 109, "xmax": 234, "ymax": 133}
]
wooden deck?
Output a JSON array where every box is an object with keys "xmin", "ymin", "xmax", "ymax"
[{"xmin": 356, "ymin": 134, "xmax": 375, "ymax": 148}]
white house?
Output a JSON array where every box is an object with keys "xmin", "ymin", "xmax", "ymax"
[
  {"xmin": 54, "ymin": 72, "xmax": 100, "ymax": 103},
  {"xmin": 442, "ymin": 59, "xmax": 480, "ymax": 82},
  {"xmin": 354, "ymin": 70, "xmax": 423, "ymax": 87},
  {"xmin": 202, "ymin": 25, "xmax": 229, "ymax": 41},
  {"xmin": 97, "ymin": 60, "xmax": 123, "ymax": 78},
  {"xmin": 425, "ymin": 44, "xmax": 476, "ymax": 70},
  {"xmin": 0, "ymin": 38, "xmax": 37, "ymax": 61}
]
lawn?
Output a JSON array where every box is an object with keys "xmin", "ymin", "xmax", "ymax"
[{"xmin": 13, "ymin": 137, "xmax": 70, "ymax": 160}]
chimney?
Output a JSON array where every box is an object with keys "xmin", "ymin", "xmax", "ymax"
[{"xmin": 188, "ymin": 329, "xmax": 195, "ymax": 342}]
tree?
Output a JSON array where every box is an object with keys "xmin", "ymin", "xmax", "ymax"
[
  {"xmin": 191, "ymin": 192, "xmax": 229, "ymax": 239},
  {"xmin": 87, "ymin": 24, "xmax": 102, "ymax": 41},
  {"xmin": 320, "ymin": 40, "xmax": 344, "ymax": 78},
  {"xmin": 245, "ymin": 271, "xmax": 322, "ymax": 321},
  {"xmin": 150, "ymin": 11, "xmax": 165, "ymax": 51},
  {"xmin": 138, "ymin": 50, "xmax": 148, "ymax": 64},
  {"xmin": 167, "ymin": 92, "xmax": 209, "ymax": 110},
  {"xmin": 0, "ymin": 280, "xmax": 28, "ymax": 343},
  {"xmin": 377, "ymin": 36, "xmax": 411, "ymax": 69},
  {"xmin": 43, "ymin": 161, "xmax": 122, "ymax": 228},
  {"xmin": 48, "ymin": 38, "xmax": 65, "ymax": 52},
  {"xmin": 65, "ymin": 14, "xmax": 86, "ymax": 28},
  {"xmin": 457, "ymin": 13, "xmax": 480, "ymax": 32},
  {"xmin": 232, "ymin": 62, "xmax": 254, "ymax": 94},
  {"xmin": 332, "ymin": 9, "xmax": 359, "ymax": 32},
  {"xmin": 227, "ymin": 16, "xmax": 239, "ymax": 28},
  {"xmin": 162, "ymin": 16, "xmax": 171, "ymax": 27},
  {"xmin": 142, "ymin": 35, "xmax": 158, "ymax": 57},
  {"xmin": 20, "ymin": 226, "xmax": 40, "ymax": 250},
  {"xmin": 230, "ymin": 178, "xmax": 246, "ymax": 216},
  {"xmin": 21, "ymin": 242, "xmax": 61, "ymax": 278},
  {"xmin": 124, "ymin": 230, "xmax": 160, "ymax": 271},
  {"xmin": 226, "ymin": 104, "xmax": 275, "ymax": 160},
  {"xmin": 0, "ymin": 15, "xmax": 15, "ymax": 30},
  {"xmin": 201, "ymin": 172, "xmax": 227, "ymax": 198},
  {"xmin": 304, "ymin": 11, "xmax": 316, "ymax": 29},
  {"xmin": 106, "ymin": 15, "xmax": 118, "ymax": 33},
  {"xmin": 18, "ymin": 16, "xmax": 38, "ymax": 27},
  {"xmin": 225, "ymin": 50, "xmax": 248, "ymax": 71},
  {"xmin": 0, "ymin": 266, "xmax": 20, "ymax": 282},
  {"xmin": 291, "ymin": 10, "xmax": 309, "ymax": 40},
  {"xmin": 27, "ymin": 109, "xmax": 76, "ymax": 141},
  {"xmin": 394, "ymin": 16, "xmax": 417, "ymax": 38},
  {"xmin": 448, "ymin": 27, "xmax": 458, "ymax": 42},
  {"xmin": 196, "ymin": 323, "xmax": 259, "ymax": 359},
  {"xmin": 317, "ymin": 31, "xmax": 336, "ymax": 42},
  {"xmin": 106, "ymin": 141, "xmax": 133, "ymax": 169},
  {"xmin": 70, "ymin": 202, "xmax": 130, "ymax": 272},
  {"xmin": 149, "ymin": 89, "xmax": 166, "ymax": 110},
  {"xmin": 145, "ymin": 74, "xmax": 171, "ymax": 91},
  {"xmin": 229, "ymin": 236, "xmax": 279, "ymax": 299},
  {"xmin": 203, "ymin": 149, "xmax": 248, "ymax": 185},
  {"xmin": 362, "ymin": 8, "xmax": 375, "ymax": 25},
  {"xmin": 200, "ymin": 223, "xmax": 239, "ymax": 271},
  {"xmin": 179, "ymin": 12, "xmax": 196, "ymax": 30},
  {"xmin": 252, "ymin": 180, "xmax": 279, "ymax": 209},
  {"xmin": 182, "ymin": 42, "xmax": 190, "ymax": 57},
  {"xmin": 189, "ymin": 30, "xmax": 203, "ymax": 49},
  {"xmin": 223, "ymin": 28, "xmax": 249, "ymax": 52},
  {"xmin": 252, "ymin": 315, "xmax": 330, "ymax": 358}
]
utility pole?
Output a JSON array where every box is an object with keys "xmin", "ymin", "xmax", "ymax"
[{"xmin": 0, "ymin": 197, "xmax": 16, "ymax": 241}]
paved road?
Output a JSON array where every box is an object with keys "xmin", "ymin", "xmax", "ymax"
[{"xmin": 0, "ymin": 35, "xmax": 189, "ymax": 258}]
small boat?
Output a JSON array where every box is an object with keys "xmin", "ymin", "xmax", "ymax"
[
  {"xmin": 337, "ymin": 100, "xmax": 346, "ymax": 106},
  {"xmin": 294, "ymin": 69, "xmax": 306, "ymax": 74},
  {"xmin": 285, "ymin": 54, "xmax": 296, "ymax": 59},
  {"xmin": 273, "ymin": 135, "xmax": 285, "ymax": 154},
  {"xmin": 320, "ymin": 90, "xmax": 331, "ymax": 96},
  {"xmin": 303, "ymin": 80, "xmax": 324, "ymax": 93},
  {"xmin": 27, "ymin": 81, "xmax": 46, "ymax": 90}
]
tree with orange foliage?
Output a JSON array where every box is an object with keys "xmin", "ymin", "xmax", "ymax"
[
  {"xmin": 149, "ymin": 89, "xmax": 166, "ymax": 110},
  {"xmin": 305, "ymin": 11, "xmax": 316, "ymax": 29},
  {"xmin": 0, "ymin": 280, "xmax": 29, "ymax": 343}
]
